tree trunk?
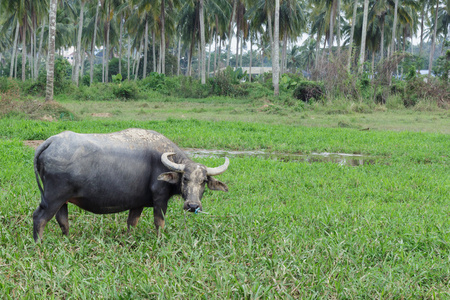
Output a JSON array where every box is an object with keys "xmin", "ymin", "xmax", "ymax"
[
  {"xmin": 127, "ymin": 35, "xmax": 131, "ymax": 80},
  {"xmin": 30, "ymin": 24, "xmax": 35, "ymax": 80},
  {"xmin": 10, "ymin": 21, "xmax": 20, "ymax": 78},
  {"xmin": 158, "ymin": 43, "xmax": 162, "ymax": 73},
  {"xmin": 267, "ymin": 12, "xmax": 273, "ymax": 51},
  {"xmin": 419, "ymin": 6, "xmax": 425, "ymax": 56},
  {"xmin": 347, "ymin": 0, "xmax": 358, "ymax": 71},
  {"xmin": 359, "ymin": 0, "xmax": 369, "ymax": 73},
  {"xmin": 14, "ymin": 42, "xmax": 19, "ymax": 78},
  {"xmin": 105, "ymin": 3, "xmax": 110, "ymax": 83},
  {"xmin": 143, "ymin": 17, "xmax": 149, "ymax": 79},
  {"xmin": 90, "ymin": 0, "xmax": 100, "ymax": 84},
  {"xmin": 380, "ymin": 16, "xmax": 385, "ymax": 61},
  {"xmin": 214, "ymin": 18, "xmax": 218, "ymax": 76},
  {"xmin": 80, "ymin": 47, "xmax": 85, "ymax": 79},
  {"xmin": 218, "ymin": 37, "xmax": 222, "ymax": 70},
  {"xmin": 208, "ymin": 29, "xmax": 212, "ymax": 77},
  {"xmin": 249, "ymin": 36, "xmax": 252, "ymax": 83},
  {"xmin": 152, "ymin": 30, "xmax": 156, "ymax": 72},
  {"xmin": 315, "ymin": 31, "xmax": 321, "ymax": 70},
  {"xmin": 177, "ymin": 37, "xmax": 181, "ymax": 76},
  {"xmin": 235, "ymin": 24, "xmax": 239, "ymax": 68},
  {"xmin": 200, "ymin": 0, "xmax": 206, "ymax": 84},
  {"xmin": 36, "ymin": 18, "xmax": 45, "ymax": 77},
  {"xmin": 187, "ymin": 47, "xmax": 191, "ymax": 76},
  {"xmin": 261, "ymin": 46, "xmax": 265, "ymax": 80},
  {"xmin": 428, "ymin": 0, "xmax": 439, "ymax": 78},
  {"xmin": 329, "ymin": 0, "xmax": 336, "ymax": 56},
  {"xmin": 102, "ymin": 46, "xmax": 105, "ymax": 82},
  {"xmin": 135, "ymin": 37, "xmax": 143, "ymax": 81},
  {"xmin": 240, "ymin": 35, "xmax": 243, "ymax": 67},
  {"xmin": 336, "ymin": 0, "xmax": 341, "ymax": 55},
  {"xmin": 161, "ymin": 0, "xmax": 166, "ymax": 74},
  {"xmin": 74, "ymin": 0, "xmax": 85, "ymax": 86},
  {"xmin": 390, "ymin": 0, "xmax": 398, "ymax": 57},
  {"xmin": 119, "ymin": 14, "xmax": 123, "ymax": 75},
  {"xmin": 282, "ymin": 34, "xmax": 287, "ymax": 75},
  {"xmin": 46, "ymin": 0, "xmax": 57, "ymax": 101},
  {"xmin": 22, "ymin": 25, "xmax": 27, "ymax": 82},
  {"xmin": 226, "ymin": 0, "xmax": 236, "ymax": 67},
  {"xmin": 273, "ymin": 0, "xmax": 280, "ymax": 96}
]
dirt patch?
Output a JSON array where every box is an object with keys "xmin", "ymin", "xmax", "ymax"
[
  {"xmin": 24, "ymin": 140, "xmax": 44, "ymax": 149},
  {"xmin": 40, "ymin": 115, "xmax": 54, "ymax": 122},
  {"xmin": 91, "ymin": 113, "xmax": 112, "ymax": 118}
]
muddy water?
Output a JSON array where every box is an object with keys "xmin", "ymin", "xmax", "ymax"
[
  {"xmin": 24, "ymin": 141, "xmax": 373, "ymax": 166},
  {"xmin": 185, "ymin": 149, "xmax": 374, "ymax": 166}
]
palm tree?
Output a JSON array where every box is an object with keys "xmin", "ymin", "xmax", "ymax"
[
  {"xmin": 390, "ymin": 0, "xmax": 399, "ymax": 56},
  {"xmin": 428, "ymin": 0, "xmax": 440, "ymax": 77},
  {"xmin": 359, "ymin": 0, "xmax": 369, "ymax": 73},
  {"xmin": 199, "ymin": 0, "xmax": 206, "ymax": 83},
  {"xmin": 273, "ymin": 0, "xmax": 279, "ymax": 96},
  {"xmin": 226, "ymin": 0, "xmax": 236, "ymax": 67},
  {"xmin": 46, "ymin": 0, "xmax": 57, "ymax": 102},
  {"xmin": 347, "ymin": 0, "xmax": 358, "ymax": 71},
  {"xmin": 89, "ymin": 0, "xmax": 101, "ymax": 84},
  {"xmin": 74, "ymin": 0, "xmax": 86, "ymax": 86}
]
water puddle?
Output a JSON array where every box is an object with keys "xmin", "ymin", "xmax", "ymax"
[
  {"xmin": 23, "ymin": 141, "xmax": 374, "ymax": 166},
  {"xmin": 185, "ymin": 149, "xmax": 375, "ymax": 166}
]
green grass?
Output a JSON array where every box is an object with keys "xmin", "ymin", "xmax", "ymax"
[
  {"xmin": 54, "ymin": 96, "xmax": 450, "ymax": 134},
  {"xmin": 0, "ymin": 98, "xmax": 449, "ymax": 298}
]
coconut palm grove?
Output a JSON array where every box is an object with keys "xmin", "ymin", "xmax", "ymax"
[{"xmin": 0, "ymin": 0, "xmax": 448, "ymax": 105}]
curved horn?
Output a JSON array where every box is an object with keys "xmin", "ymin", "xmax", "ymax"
[
  {"xmin": 206, "ymin": 157, "xmax": 230, "ymax": 176},
  {"xmin": 161, "ymin": 152, "xmax": 185, "ymax": 172}
]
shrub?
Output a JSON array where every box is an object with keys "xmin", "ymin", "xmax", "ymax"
[
  {"xmin": 404, "ymin": 77, "xmax": 450, "ymax": 108},
  {"xmin": 0, "ymin": 76, "xmax": 14, "ymax": 93},
  {"xmin": 81, "ymin": 75, "xmax": 90, "ymax": 86},
  {"xmin": 178, "ymin": 77, "xmax": 210, "ymax": 98},
  {"xmin": 112, "ymin": 81, "xmax": 139, "ymax": 100},
  {"xmin": 293, "ymin": 81, "xmax": 325, "ymax": 102},
  {"xmin": 139, "ymin": 72, "xmax": 166, "ymax": 91},
  {"xmin": 75, "ymin": 83, "xmax": 115, "ymax": 101},
  {"xmin": 209, "ymin": 71, "xmax": 234, "ymax": 96},
  {"xmin": 280, "ymin": 73, "xmax": 304, "ymax": 90}
]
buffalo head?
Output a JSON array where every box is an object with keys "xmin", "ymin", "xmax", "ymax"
[{"xmin": 157, "ymin": 152, "xmax": 229, "ymax": 212}]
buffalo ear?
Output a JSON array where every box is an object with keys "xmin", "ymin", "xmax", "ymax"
[
  {"xmin": 158, "ymin": 172, "xmax": 180, "ymax": 184},
  {"xmin": 207, "ymin": 176, "xmax": 228, "ymax": 192}
]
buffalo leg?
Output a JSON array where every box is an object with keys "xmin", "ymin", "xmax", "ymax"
[
  {"xmin": 153, "ymin": 203, "xmax": 168, "ymax": 234},
  {"xmin": 55, "ymin": 203, "xmax": 69, "ymax": 236},
  {"xmin": 33, "ymin": 200, "xmax": 65, "ymax": 242},
  {"xmin": 127, "ymin": 207, "xmax": 144, "ymax": 233}
]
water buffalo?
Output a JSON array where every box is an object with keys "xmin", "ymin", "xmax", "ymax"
[{"xmin": 32, "ymin": 128, "xmax": 229, "ymax": 242}]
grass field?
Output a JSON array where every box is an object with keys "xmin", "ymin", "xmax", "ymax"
[{"xmin": 0, "ymin": 96, "xmax": 449, "ymax": 298}]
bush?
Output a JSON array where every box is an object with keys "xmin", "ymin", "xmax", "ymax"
[
  {"xmin": 139, "ymin": 72, "xmax": 166, "ymax": 91},
  {"xmin": 81, "ymin": 74, "xmax": 90, "ymax": 86},
  {"xmin": 75, "ymin": 83, "xmax": 115, "ymax": 101},
  {"xmin": 404, "ymin": 77, "xmax": 450, "ymax": 108},
  {"xmin": 112, "ymin": 81, "xmax": 139, "ymax": 100},
  {"xmin": 0, "ymin": 77, "xmax": 13, "ymax": 93},
  {"xmin": 208, "ymin": 67, "xmax": 250, "ymax": 97},
  {"xmin": 179, "ymin": 77, "xmax": 210, "ymax": 98},
  {"xmin": 280, "ymin": 73, "xmax": 305, "ymax": 90},
  {"xmin": 209, "ymin": 72, "xmax": 233, "ymax": 96},
  {"xmin": 293, "ymin": 81, "xmax": 325, "ymax": 102}
]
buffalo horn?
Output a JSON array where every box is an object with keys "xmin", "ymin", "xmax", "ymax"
[
  {"xmin": 161, "ymin": 152, "xmax": 186, "ymax": 172},
  {"xmin": 206, "ymin": 157, "xmax": 230, "ymax": 176}
]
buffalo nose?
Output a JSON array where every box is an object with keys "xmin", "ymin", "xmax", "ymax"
[{"xmin": 187, "ymin": 203, "xmax": 200, "ymax": 213}]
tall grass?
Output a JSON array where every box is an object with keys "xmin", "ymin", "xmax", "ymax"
[{"xmin": 0, "ymin": 116, "xmax": 449, "ymax": 298}]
